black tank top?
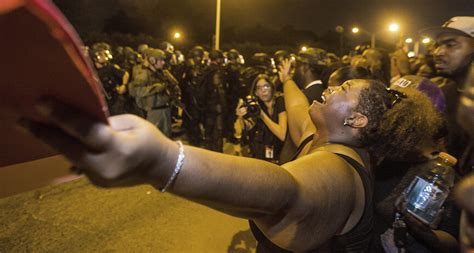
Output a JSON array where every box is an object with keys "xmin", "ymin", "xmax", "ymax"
[{"xmin": 249, "ymin": 135, "xmax": 375, "ymax": 252}]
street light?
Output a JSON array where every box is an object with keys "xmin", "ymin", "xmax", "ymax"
[
  {"xmin": 405, "ymin": 38, "xmax": 413, "ymax": 43},
  {"xmin": 173, "ymin": 32, "xmax": 181, "ymax": 39},
  {"xmin": 422, "ymin": 37, "xmax": 431, "ymax": 44},
  {"xmin": 301, "ymin": 46, "xmax": 308, "ymax": 52},
  {"xmin": 352, "ymin": 27, "xmax": 360, "ymax": 34},
  {"xmin": 389, "ymin": 23, "xmax": 400, "ymax": 33}
]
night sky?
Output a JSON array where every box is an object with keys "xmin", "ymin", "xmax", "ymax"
[{"xmin": 54, "ymin": 0, "xmax": 474, "ymax": 46}]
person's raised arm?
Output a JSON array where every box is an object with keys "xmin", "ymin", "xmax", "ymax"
[{"xmin": 279, "ymin": 59, "xmax": 316, "ymax": 145}]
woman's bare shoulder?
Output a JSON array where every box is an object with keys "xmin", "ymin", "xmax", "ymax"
[{"xmin": 261, "ymin": 150, "xmax": 360, "ymax": 251}]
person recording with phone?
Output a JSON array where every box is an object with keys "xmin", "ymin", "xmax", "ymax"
[{"xmin": 235, "ymin": 74, "xmax": 287, "ymax": 163}]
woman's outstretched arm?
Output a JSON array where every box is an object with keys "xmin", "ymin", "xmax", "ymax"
[
  {"xmin": 21, "ymin": 98, "xmax": 358, "ymax": 251},
  {"xmin": 23, "ymin": 99, "xmax": 297, "ymax": 217}
]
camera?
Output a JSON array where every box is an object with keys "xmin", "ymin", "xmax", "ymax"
[{"xmin": 241, "ymin": 95, "xmax": 261, "ymax": 118}]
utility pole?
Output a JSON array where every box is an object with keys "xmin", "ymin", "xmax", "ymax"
[{"xmin": 214, "ymin": 0, "xmax": 221, "ymax": 50}]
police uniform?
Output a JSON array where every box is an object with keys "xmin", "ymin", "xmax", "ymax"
[
  {"xmin": 182, "ymin": 61, "xmax": 207, "ymax": 146},
  {"xmin": 129, "ymin": 64, "xmax": 173, "ymax": 137},
  {"xmin": 202, "ymin": 64, "xmax": 227, "ymax": 152},
  {"xmin": 96, "ymin": 64, "xmax": 128, "ymax": 115},
  {"xmin": 223, "ymin": 61, "xmax": 244, "ymax": 141}
]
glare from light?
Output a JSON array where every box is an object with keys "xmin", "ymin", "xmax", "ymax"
[
  {"xmin": 389, "ymin": 23, "xmax": 400, "ymax": 32},
  {"xmin": 352, "ymin": 27, "xmax": 360, "ymax": 34},
  {"xmin": 173, "ymin": 32, "xmax": 181, "ymax": 39},
  {"xmin": 405, "ymin": 38, "xmax": 413, "ymax": 43},
  {"xmin": 301, "ymin": 46, "xmax": 308, "ymax": 52},
  {"xmin": 422, "ymin": 38, "xmax": 431, "ymax": 44},
  {"xmin": 407, "ymin": 51, "xmax": 416, "ymax": 58}
]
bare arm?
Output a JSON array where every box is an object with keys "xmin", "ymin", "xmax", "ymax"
[
  {"xmin": 260, "ymin": 110, "xmax": 287, "ymax": 141},
  {"xmin": 400, "ymin": 205, "xmax": 459, "ymax": 252},
  {"xmin": 116, "ymin": 71, "xmax": 129, "ymax": 95},
  {"xmin": 26, "ymin": 101, "xmax": 296, "ymax": 217},
  {"xmin": 408, "ymin": 222, "xmax": 459, "ymax": 252},
  {"xmin": 122, "ymin": 71, "xmax": 129, "ymax": 86},
  {"xmin": 279, "ymin": 60, "xmax": 316, "ymax": 145},
  {"xmin": 22, "ymin": 99, "xmax": 358, "ymax": 251}
]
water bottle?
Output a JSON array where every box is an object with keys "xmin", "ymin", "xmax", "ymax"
[{"xmin": 403, "ymin": 152, "xmax": 457, "ymax": 226}]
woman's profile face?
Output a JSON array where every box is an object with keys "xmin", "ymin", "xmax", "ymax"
[
  {"xmin": 309, "ymin": 79, "xmax": 368, "ymax": 130},
  {"xmin": 255, "ymin": 78, "xmax": 273, "ymax": 102}
]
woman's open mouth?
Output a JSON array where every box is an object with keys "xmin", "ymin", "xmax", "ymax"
[
  {"xmin": 321, "ymin": 94, "xmax": 326, "ymax": 104},
  {"xmin": 313, "ymin": 95, "xmax": 326, "ymax": 106}
]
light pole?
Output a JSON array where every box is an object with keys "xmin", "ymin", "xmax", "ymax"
[
  {"xmin": 335, "ymin": 26, "xmax": 344, "ymax": 56},
  {"xmin": 352, "ymin": 26, "xmax": 376, "ymax": 48},
  {"xmin": 214, "ymin": 0, "xmax": 221, "ymax": 50},
  {"xmin": 351, "ymin": 22, "xmax": 403, "ymax": 50}
]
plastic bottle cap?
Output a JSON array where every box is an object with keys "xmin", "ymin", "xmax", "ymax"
[{"xmin": 438, "ymin": 152, "xmax": 457, "ymax": 166}]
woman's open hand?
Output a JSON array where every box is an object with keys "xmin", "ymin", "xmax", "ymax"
[
  {"xmin": 278, "ymin": 59, "xmax": 292, "ymax": 84},
  {"xmin": 19, "ymin": 98, "xmax": 174, "ymax": 188}
]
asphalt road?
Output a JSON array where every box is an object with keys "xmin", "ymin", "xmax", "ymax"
[{"xmin": 0, "ymin": 177, "xmax": 256, "ymax": 252}]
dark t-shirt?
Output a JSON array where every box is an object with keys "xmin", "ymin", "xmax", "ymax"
[{"xmin": 246, "ymin": 95, "xmax": 285, "ymax": 163}]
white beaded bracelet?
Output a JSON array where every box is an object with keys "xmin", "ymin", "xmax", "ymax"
[{"xmin": 161, "ymin": 141, "xmax": 185, "ymax": 193}]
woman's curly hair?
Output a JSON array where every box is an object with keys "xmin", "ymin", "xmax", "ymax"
[{"xmin": 354, "ymin": 80, "xmax": 443, "ymax": 160}]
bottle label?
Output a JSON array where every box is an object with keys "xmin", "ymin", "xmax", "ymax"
[{"xmin": 405, "ymin": 176, "xmax": 448, "ymax": 225}]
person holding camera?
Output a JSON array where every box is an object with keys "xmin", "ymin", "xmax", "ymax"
[{"xmin": 235, "ymin": 74, "xmax": 287, "ymax": 163}]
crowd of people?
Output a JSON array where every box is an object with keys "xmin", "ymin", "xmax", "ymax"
[{"xmin": 24, "ymin": 16, "xmax": 474, "ymax": 252}]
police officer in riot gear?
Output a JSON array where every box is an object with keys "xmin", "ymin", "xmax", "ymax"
[
  {"xmin": 182, "ymin": 46, "xmax": 207, "ymax": 146},
  {"xmin": 224, "ymin": 49, "xmax": 244, "ymax": 143},
  {"xmin": 202, "ymin": 49, "xmax": 227, "ymax": 152},
  {"xmin": 91, "ymin": 42, "xmax": 129, "ymax": 115},
  {"xmin": 128, "ymin": 48, "xmax": 181, "ymax": 137}
]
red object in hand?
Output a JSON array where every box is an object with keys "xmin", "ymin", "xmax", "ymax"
[{"xmin": 0, "ymin": 0, "xmax": 108, "ymax": 166}]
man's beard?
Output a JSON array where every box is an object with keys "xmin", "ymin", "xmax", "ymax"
[{"xmin": 436, "ymin": 53, "xmax": 473, "ymax": 79}]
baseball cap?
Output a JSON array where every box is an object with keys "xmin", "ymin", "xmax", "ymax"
[
  {"xmin": 296, "ymin": 47, "xmax": 328, "ymax": 66},
  {"xmin": 391, "ymin": 75, "xmax": 446, "ymax": 112},
  {"xmin": 420, "ymin": 16, "xmax": 474, "ymax": 39}
]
